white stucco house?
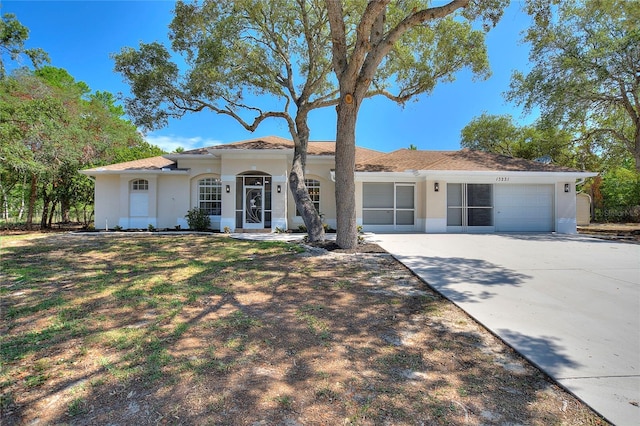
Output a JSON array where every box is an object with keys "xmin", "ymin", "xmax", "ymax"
[{"xmin": 80, "ymin": 135, "xmax": 597, "ymax": 234}]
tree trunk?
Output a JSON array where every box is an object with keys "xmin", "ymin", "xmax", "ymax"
[
  {"xmin": 335, "ymin": 97, "xmax": 359, "ymax": 249},
  {"xmin": 0, "ymin": 178, "xmax": 8, "ymax": 221},
  {"xmin": 60, "ymin": 197, "xmax": 71, "ymax": 223},
  {"xmin": 26, "ymin": 173, "xmax": 38, "ymax": 230},
  {"xmin": 289, "ymin": 113, "xmax": 325, "ymax": 242},
  {"xmin": 634, "ymin": 125, "xmax": 640, "ymax": 172},
  {"xmin": 289, "ymin": 154, "xmax": 325, "ymax": 242},
  {"xmin": 48, "ymin": 200, "xmax": 57, "ymax": 227},
  {"xmin": 40, "ymin": 187, "xmax": 51, "ymax": 229}
]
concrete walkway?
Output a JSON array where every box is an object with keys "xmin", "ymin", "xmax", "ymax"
[{"xmin": 371, "ymin": 233, "xmax": 639, "ymax": 426}]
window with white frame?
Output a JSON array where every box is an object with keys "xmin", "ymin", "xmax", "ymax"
[
  {"xmin": 296, "ymin": 179, "xmax": 320, "ymax": 216},
  {"xmin": 362, "ymin": 182, "xmax": 414, "ymax": 226},
  {"xmin": 447, "ymin": 183, "xmax": 493, "ymax": 227},
  {"xmin": 131, "ymin": 179, "xmax": 149, "ymax": 191},
  {"xmin": 198, "ymin": 177, "xmax": 222, "ymax": 215}
]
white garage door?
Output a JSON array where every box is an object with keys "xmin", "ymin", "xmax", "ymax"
[{"xmin": 495, "ymin": 185, "xmax": 554, "ymax": 232}]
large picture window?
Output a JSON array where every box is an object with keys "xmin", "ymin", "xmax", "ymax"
[{"xmin": 198, "ymin": 178, "xmax": 222, "ymax": 216}]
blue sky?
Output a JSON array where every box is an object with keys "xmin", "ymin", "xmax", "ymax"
[{"xmin": 2, "ymin": 1, "xmax": 536, "ymax": 153}]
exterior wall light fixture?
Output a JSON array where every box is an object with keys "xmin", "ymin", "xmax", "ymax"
[
  {"xmin": 434, "ymin": 182, "xmax": 439, "ymax": 192},
  {"xmin": 277, "ymin": 185, "xmax": 281, "ymax": 193},
  {"xmin": 564, "ymin": 183, "xmax": 570, "ymax": 193},
  {"xmin": 226, "ymin": 185, "xmax": 230, "ymax": 193}
]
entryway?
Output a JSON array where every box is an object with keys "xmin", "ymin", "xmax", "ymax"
[{"xmin": 235, "ymin": 173, "xmax": 272, "ymax": 230}]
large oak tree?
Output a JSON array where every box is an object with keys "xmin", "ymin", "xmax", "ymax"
[
  {"xmin": 114, "ymin": 1, "xmax": 511, "ymax": 246},
  {"xmin": 325, "ymin": 0, "xmax": 508, "ymax": 248}
]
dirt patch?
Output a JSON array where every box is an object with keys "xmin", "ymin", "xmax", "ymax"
[
  {"xmin": 303, "ymin": 240, "xmax": 388, "ymax": 253},
  {"xmin": 578, "ymin": 223, "xmax": 640, "ymax": 243},
  {"xmin": 0, "ymin": 234, "xmax": 608, "ymax": 425}
]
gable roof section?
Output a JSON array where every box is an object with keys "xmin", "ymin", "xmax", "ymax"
[
  {"xmin": 199, "ymin": 135, "xmax": 383, "ymax": 164},
  {"xmin": 81, "ymin": 156, "xmax": 177, "ymax": 173},
  {"xmin": 356, "ymin": 148, "xmax": 582, "ymax": 173}
]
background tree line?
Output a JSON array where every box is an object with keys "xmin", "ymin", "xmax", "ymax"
[{"xmin": 0, "ymin": 12, "xmax": 163, "ymax": 229}]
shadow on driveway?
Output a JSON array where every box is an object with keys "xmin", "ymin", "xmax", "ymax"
[
  {"xmin": 495, "ymin": 329, "xmax": 582, "ymax": 377},
  {"xmin": 396, "ymin": 255, "xmax": 532, "ymax": 304}
]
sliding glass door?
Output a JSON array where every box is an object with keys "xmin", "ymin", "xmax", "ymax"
[{"xmin": 447, "ymin": 183, "xmax": 493, "ymax": 231}]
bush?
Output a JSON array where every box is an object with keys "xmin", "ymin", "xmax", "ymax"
[{"xmin": 185, "ymin": 208, "xmax": 211, "ymax": 231}]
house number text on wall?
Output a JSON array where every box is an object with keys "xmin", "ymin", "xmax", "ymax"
[{"xmin": 495, "ymin": 177, "xmax": 510, "ymax": 182}]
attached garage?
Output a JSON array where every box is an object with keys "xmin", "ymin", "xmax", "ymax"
[{"xmin": 495, "ymin": 184, "xmax": 554, "ymax": 232}]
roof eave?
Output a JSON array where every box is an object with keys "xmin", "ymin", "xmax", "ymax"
[
  {"xmin": 421, "ymin": 170, "xmax": 598, "ymax": 177},
  {"xmin": 164, "ymin": 153, "xmax": 218, "ymax": 160},
  {"xmin": 79, "ymin": 169, "xmax": 190, "ymax": 176}
]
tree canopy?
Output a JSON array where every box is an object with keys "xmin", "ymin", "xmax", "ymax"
[
  {"xmin": 325, "ymin": 0, "xmax": 508, "ymax": 247},
  {"xmin": 506, "ymin": 0, "xmax": 640, "ymax": 170},
  {"xmin": 0, "ymin": 66, "xmax": 163, "ymax": 228},
  {"xmin": 0, "ymin": 12, "xmax": 49, "ymax": 77},
  {"xmin": 459, "ymin": 112, "xmax": 589, "ymax": 169},
  {"xmin": 114, "ymin": 0, "xmax": 512, "ymax": 247}
]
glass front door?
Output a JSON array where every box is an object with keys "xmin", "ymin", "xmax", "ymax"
[{"xmin": 244, "ymin": 185, "xmax": 264, "ymax": 229}]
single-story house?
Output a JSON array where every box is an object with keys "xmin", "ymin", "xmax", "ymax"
[{"xmin": 80, "ymin": 135, "xmax": 597, "ymax": 234}]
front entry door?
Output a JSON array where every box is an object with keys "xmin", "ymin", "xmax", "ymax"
[{"xmin": 244, "ymin": 185, "xmax": 264, "ymax": 229}]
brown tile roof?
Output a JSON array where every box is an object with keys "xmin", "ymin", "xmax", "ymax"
[
  {"xmin": 183, "ymin": 135, "xmax": 293, "ymax": 154},
  {"xmin": 83, "ymin": 156, "xmax": 176, "ymax": 172},
  {"xmin": 196, "ymin": 135, "xmax": 384, "ymax": 164},
  {"xmin": 356, "ymin": 148, "xmax": 581, "ymax": 173},
  {"xmin": 82, "ymin": 137, "xmax": 582, "ymax": 174}
]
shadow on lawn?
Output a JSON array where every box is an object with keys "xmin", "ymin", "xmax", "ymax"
[{"xmin": 0, "ymin": 234, "xmax": 603, "ymax": 425}]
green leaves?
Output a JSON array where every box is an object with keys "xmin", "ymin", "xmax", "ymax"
[
  {"xmin": 508, "ymin": 0, "xmax": 640, "ymax": 170},
  {"xmin": 113, "ymin": 0, "xmax": 338, "ymax": 133},
  {"xmin": 0, "ymin": 12, "xmax": 49, "ymax": 77},
  {"xmin": 382, "ymin": 16, "xmax": 490, "ymax": 102},
  {"xmin": 460, "ymin": 113, "xmax": 579, "ymax": 168},
  {"xmin": 0, "ymin": 67, "xmax": 159, "ymax": 225}
]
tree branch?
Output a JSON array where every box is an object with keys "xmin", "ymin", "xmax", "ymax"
[
  {"xmin": 325, "ymin": 0, "xmax": 349, "ymax": 80},
  {"xmin": 358, "ymin": 0, "xmax": 470, "ymax": 97}
]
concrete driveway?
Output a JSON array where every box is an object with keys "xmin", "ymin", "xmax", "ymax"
[{"xmin": 371, "ymin": 233, "xmax": 639, "ymax": 426}]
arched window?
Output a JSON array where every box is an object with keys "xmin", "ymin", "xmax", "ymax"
[
  {"xmin": 131, "ymin": 179, "xmax": 148, "ymax": 191},
  {"xmin": 198, "ymin": 177, "xmax": 222, "ymax": 215}
]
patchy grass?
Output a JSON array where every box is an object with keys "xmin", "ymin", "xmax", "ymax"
[{"xmin": 0, "ymin": 233, "xmax": 607, "ymax": 425}]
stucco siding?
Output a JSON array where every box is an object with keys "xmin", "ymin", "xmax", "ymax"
[
  {"xmin": 425, "ymin": 179, "xmax": 446, "ymax": 232},
  {"xmin": 94, "ymin": 175, "xmax": 121, "ymax": 230},
  {"xmin": 158, "ymin": 175, "xmax": 190, "ymax": 229},
  {"xmin": 556, "ymin": 182, "xmax": 577, "ymax": 233}
]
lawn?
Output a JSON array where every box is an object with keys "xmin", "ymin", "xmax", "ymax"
[{"xmin": 0, "ymin": 233, "xmax": 606, "ymax": 425}]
